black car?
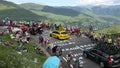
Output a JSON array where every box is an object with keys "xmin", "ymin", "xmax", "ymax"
[{"xmin": 83, "ymin": 44, "xmax": 120, "ymax": 68}]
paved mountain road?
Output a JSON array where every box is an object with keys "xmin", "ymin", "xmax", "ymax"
[{"xmin": 31, "ymin": 30, "xmax": 101, "ymax": 68}]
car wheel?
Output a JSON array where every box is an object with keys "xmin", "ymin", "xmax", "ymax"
[
  {"xmin": 100, "ymin": 62, "xmax": 105, "ymax": 68},
  {"xmin": 83, "ymin": 53, "xmax": 87, "ymax": 58},
  {"xmin": 57, "ymin": 36, "xmax": 60, "ymax": 39},
  {"xmin": 50, "ymin": 34, "xmax": 52, "ymax": 37}
]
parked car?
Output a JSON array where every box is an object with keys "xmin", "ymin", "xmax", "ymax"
[
  {"xmin": 50, "ymin": 30, "xmax": 69, "ymax": 40},
  {"xmin": 83, "ymin": 44, "xmax": 120, "ymax": 68}
]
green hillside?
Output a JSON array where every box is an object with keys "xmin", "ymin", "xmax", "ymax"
[
  {"xmin": 1, "ymin": 1, "xmax": 120, "ymax": 30},
  {"xmin": 96, "ymin": 24, "xmax": 120, "ymax": 35},
  {"xmin": 95, "ymin": 24, "xmax": 120, "ymax": 40},
  {"xmin": 41, "ymin": 6, "xmax": 80, "ymax": 16},
  {"xmin": 0, "ymin": 0, "xmax": 19, "ymax": 8},
  {"xmin": 20, "ymin": 3, "xmax": 120, "ymax": 29},
  {"xmin": 91, "ymin": 5, "xmax": 120, "ymax": 18},
  {"xmin": 99, "ymin": 15, "xmax": 120, "ymax": 25},
  {"xmin": 20, "ymin": 3, "xmax": 80, "ymax": 17},
  {"xmin": 20, "ymin": 3, "xmax": 107, "ymax": 28},
  {"xmin": 0, "ymin": 0, "xmax": 46, "ymax": 20},
  {"xmin": 0, "ymin": 35, "xmax": 47, "ymax": 68},
  {"xmin": 20, "ymin": 3, "xmax": 44, "ymax": 11}
]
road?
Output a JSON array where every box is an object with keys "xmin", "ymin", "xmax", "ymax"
[{"xmin": 31, "ymin": 30, "xmax": 101, "ymax": 68}]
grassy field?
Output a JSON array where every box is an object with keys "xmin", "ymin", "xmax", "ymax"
[
  {"xmin": 0, "ymin": 34, "xmax": 47, "ymax": 68},
  {"xmin": 96, "ymin": 24, "xmax": 120, "ymax": 34},
  {"xmin": 95, "ymin": 24, "xmax": 120, "ymax": 40}
]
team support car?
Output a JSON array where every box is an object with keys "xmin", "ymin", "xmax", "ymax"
[
  {"xmin": 50, "ymin": 30, "xmax": 69, "ymax": 40},
  {"xmin": 83, "ymin": 43, "xmax": 120, "ymax": 68}
]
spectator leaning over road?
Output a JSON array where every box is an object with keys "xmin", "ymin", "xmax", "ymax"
[{"xmin": 42, "ymin": 46, "xmax": 62, "ymax": 68}]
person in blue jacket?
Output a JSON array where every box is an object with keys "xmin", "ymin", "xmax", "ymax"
[{"xmin": 43, "ymin": 46, "xmax": 62, "ymax": 68}]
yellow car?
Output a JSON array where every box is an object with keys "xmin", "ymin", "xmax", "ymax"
[{"xmin": 50, "ymin": 30, "xmax": 69, "ymax": 40}]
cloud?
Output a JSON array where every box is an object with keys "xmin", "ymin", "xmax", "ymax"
[
  {"xmin": 5, "ymin": 0, "xmax": 120, "ymax": 6},
  {"xmin": 78, "ymin": 0, "xmax": 120, "ymax": 6}
]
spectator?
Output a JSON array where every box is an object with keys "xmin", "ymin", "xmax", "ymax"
[
  {"xmin": 7, "ymin": 26, "xmax": 13, "ymax": 33},
  {"xmin": 29, "ymin": 27, "xmax": 36, "ymax": 35},
  {"xmin": 46, "ymin": 42, "xmax": 51, "ymax": 52},
  {"xmin": 107, "ymin": 36, "xmax": 112, "ymax": 45},
  {"xmin": 66, "ymin": 52, "xmax": 72, "ymax": 68},
  {"xmin": 93, "ymin": 32, "xmax": 98, "ymax": 43},
  {"xmin": 74, "ymin": 27, "xmax": 77, "ymax": 35},
  {"xmin": 38, "ymin": 34, "xmax": 43, "ymax": 44},
  {"xmin": 97, "ymin": 33, "xmax": 103, "ymax": 43},
  {"xmin": 103, "ymin": 34, "xmax": 108, "ymax": 44},
  {"xmin": 117, "ymin": 35, "xmax": 120, "ymax": 47},
  {"xmin": 42, "ymin": 46, "xmax": 62, "ymax": 68},
  {"xmin": 42, "ymin": 38, "xmax": 48, "ymax": 48},
  {"xmin": 36, "ymin": 26, "xmax": 43, "ymax": 34},
  {"xmin": 89, "ymin": 24, "xmax": 93, "ymax": 32},
  {"xmin": 15, "ymin": 32, "xmax": 21, "ymax": 42},
  {"xmin": 25, "ymin": 32, "xmax": 30, "ymax": 42}
]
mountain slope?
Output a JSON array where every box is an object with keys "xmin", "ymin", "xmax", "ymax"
[
  {"xmin": 41, "ymin": 6, "xmax": 80, "ymax": 16},
  {"xmin": 20, "ymin": 3, "xmax": 44, "ymax": 11},
  {"xmin": 1, "ymin": 1, "xmax": 120, "ymax": 30},
  {"xmin": 91, "ymin": 5, "xmax": 120, "ymax": 17},
  {"xmin": 69, "ymin": 5, "xmax": 120, "ymax": 18},
  {"xmin": 0, "ymin": 0, "xmax": 45, "ymax": 20},
  {"xmin": 20, "ymin": 3, "xmax": 120, "ymax": 29},
  {"xmin": 96, "ymin": 24, "xmax": 120, "ymax": 35},
  {"xmin": 20, "ymin": 3, "xmax": 80, "ymax": 16},
  {"xmin": 66, "ymin": 6, "xmax": 120, "ymax": 27}
]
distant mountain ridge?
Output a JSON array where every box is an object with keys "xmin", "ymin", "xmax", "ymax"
[
  {"xmin": 20, "ymin": 3, "xmax": 120, "ymax": 18},
  {"xmin": 0, "ymin": 1, "xmax": 45, "ymax": 20},
  {"xmin": 91, "ymin": 5, "xmax": 120, "ymax": 17},
  {"xmin": 20, "ymin": 3, "xmax": 120, "ymax": 29},
  {"xmin": 20, "ymin": 3, "xmax": 80, "ymax": 16},
  {"xmin": 41, "ymin": 6, "xmax": 80, "ymax": 16},
  {"xmin": 66, "ymin": 5, "xmax": 120, "ymax": 18},
  {"xmin": 0, "ymin": 1, "xmax": 120, "ymax": 30}
]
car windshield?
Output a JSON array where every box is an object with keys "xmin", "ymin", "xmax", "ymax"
[
  {"xmin": 61, "ymin": 32, "xmax": 67, "ymax": 34},
  {"xmin": 105, "ymin": 46, "xmax": 120, "ymax": 55},
  {"xmin": 94, "ymin": 43, "xmax": 120, "ymax": 55},
  {"xmin": 53, "ymin": 31, "xmax": 60, "ymax": 34}
]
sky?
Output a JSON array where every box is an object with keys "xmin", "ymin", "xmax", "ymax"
[{"xmin": 5, "ymin": 0, "xmax": 120, "ymax": 6}]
